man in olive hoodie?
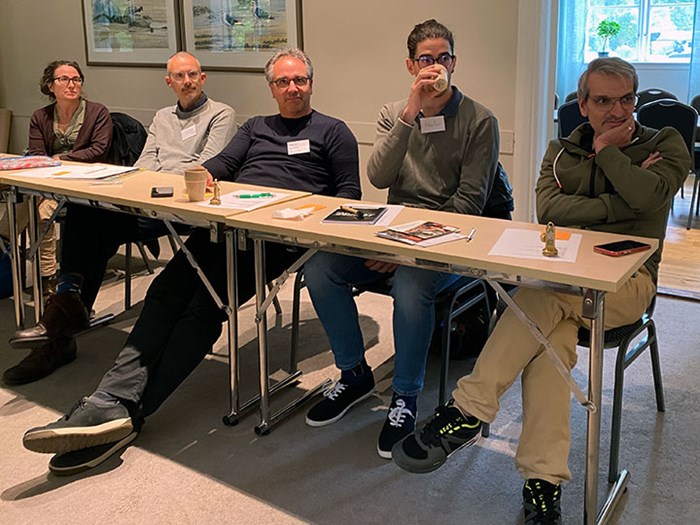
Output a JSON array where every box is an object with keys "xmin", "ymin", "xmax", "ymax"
[{"xmin": 392, "ymin": 57, "xmax": 689, "ymax": 524}]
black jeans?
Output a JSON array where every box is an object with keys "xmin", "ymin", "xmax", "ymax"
[
  {"xmin": 60, "ymin": 204, "xmax": 176, "ymax": 311},
  {"xmin": 95, "ymin": 227, "xmax": 303, "ymax": 419}
]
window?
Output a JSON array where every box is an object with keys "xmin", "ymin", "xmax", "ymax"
[{"xmin": 585, "ymin": 0, "xmax": 695, "ymax": 63}]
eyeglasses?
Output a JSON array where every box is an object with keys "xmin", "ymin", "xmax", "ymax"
[
  {"xmin": 169, "ymin": 70, "xmax": 201, "ymax": 82},
  {"xmin": 412, "ymin": 53, "xmax": 455, "ymax": 69},
  {"xmin": 53, "ymin": 76, "xmax": 83, "ymax": 85},
  {"xmin": 271, "ymin": 76, "xmax": 310, "ymax": 89},
  {"xmin": 588, "ymin": 94, "xmax": 638, "ymax": 111}
]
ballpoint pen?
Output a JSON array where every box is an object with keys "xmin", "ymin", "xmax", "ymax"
[
  {"xmin": 466, "ymin": 227, "xmax": 476, "ymax": 242},
  {"xmin": 236, "ymin": 192, "xmax": 274, "ymax": 199},
  {"xmin": 339, "ymin": 205, "xmax": 366, "ymax": 218}
]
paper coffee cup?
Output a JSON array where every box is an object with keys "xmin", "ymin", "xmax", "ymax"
[
  {"xmin": 433, "ymin": 65, "xmax": 449, "ymax": 92},
  {"xmin": 184, "ymin": 168, "xmax": 208, "ymax": 202}
]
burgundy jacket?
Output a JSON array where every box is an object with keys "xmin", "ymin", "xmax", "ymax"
[{"xmin": 28, "ymin": 99, "xmax": 112, "ymax": 162}]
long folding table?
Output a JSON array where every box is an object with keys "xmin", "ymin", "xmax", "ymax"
[
  {"xmin": 0, "ymin": 165, "xmax": 309, "ymax": 425},
  {"xmin": 227, "ymin": 194, "xmax": 658, "ymax": 525}
]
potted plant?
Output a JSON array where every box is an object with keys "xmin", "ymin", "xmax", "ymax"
[{"xmin": 597, "ymin": 19, "xmax": 621, "ymax": 57}]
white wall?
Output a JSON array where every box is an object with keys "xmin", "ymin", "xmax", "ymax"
[{"xmin": 0, "ymin": 0, "xmax": 519, "ymax": 205}]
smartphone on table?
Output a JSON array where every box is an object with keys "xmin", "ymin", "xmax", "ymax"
[
  {"xmin": 593, "ymin": 240, "xmax": 651, "ymax": 257},
  {"xmin": 151, "ymin": 186, "xmax": 174, "ymax": 198}
]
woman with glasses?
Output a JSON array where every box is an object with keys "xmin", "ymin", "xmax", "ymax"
[{"xmin": 1, "ymin": 61, "xmax": 112, "ymax": 385}]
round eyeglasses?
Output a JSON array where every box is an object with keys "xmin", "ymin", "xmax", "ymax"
[
  {"xmin": 271, "ymin": 76, "xmax": 310, "ymax": 89},
  {"xmin": 412, "ymin": 53, "xmax": 455, "ymax": 69},
  {"xmin": 169, "ymin": 70, "xmax": 201, "ymax": 82}
]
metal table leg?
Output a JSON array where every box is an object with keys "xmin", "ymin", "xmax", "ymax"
[
  {"xmin": 26, "ymin": 195, "xmax": 43, "ymax": 322},
  {"xmin": 6, "ymin": 189, "xmax": 25, "ymax": 328}
]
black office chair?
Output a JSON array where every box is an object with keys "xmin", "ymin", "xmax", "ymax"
[
  {"xmin": 557, "ymin": 100, "xmax": 588, "ymax": 138},
  {"xmin": 564, "ymin": 91, "xmax": 578, "ymax": 103},
  {"xmin": 577, "ymin": 297, "xmax": 664, "ymax": 484},
  {"xmin": 635, "ymin": 88, "xmax": 678, "ymax": 111},
  {"xmin": 636, "ymin": 99, "xmax": 698, "ymax": 228},
  {"xmin": 290, "ymin": 269, "xmax": 496, "ymax": 407}
]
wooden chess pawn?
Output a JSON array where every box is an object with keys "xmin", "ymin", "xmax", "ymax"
[
  {"xmin": 209, "ymin": 179, "xmax": 222, "ymax": 206},
  {"xmin": 542, "ymin": 221, "xmax": 559, "ymax": 257}
]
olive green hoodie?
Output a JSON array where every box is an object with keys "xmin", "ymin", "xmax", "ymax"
[{"xmin": 537, "ymin": 122, "xmax": 690, "ymax": 283}]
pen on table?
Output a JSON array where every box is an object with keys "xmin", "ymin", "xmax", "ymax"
[
  {"xmin": 85, "ymin": 166, "xmax": 107, "ymax": 174},
  {"xmin": 339, "ymin": 205, "xmax": 365, "ymax": 218},
  {"xmin": 236, "ymin": 192, "xmax": 274, "ymax": 199},
  {"xmin": 466, "ymin": 227, "xmax": 476, "ymax": 242}
]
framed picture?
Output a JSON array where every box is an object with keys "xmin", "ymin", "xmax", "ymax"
[
  {"xmin": 181, "ymin": 0, "xmax": 303, "ymax": 71},
  {"xmin": 81, "ymin": 0, "xmax": 181, "ymax": 66}
]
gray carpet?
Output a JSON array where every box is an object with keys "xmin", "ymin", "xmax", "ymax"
[{"xmin": 1, "ymin": 254, "xmax": 699, "ymax": 524}]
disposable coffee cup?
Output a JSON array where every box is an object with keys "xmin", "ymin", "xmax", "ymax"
[
  {"xmin": 433, "ymin": 64, "xmax": 449, "ymax": 92},
  {"xmin": 184, "ymin": 168, "xmax": 208, "ymax": 202}
]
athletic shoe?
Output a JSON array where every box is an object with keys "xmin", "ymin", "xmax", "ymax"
[
  {"xmin": 23, "ymin": 397, "xmax": 132, "ymax": 454},
  {"xmin": 392, "ymin": 401, "xmax": 481, "ymax": 473},
  {"xmin": 49, "ymin": 431, "xmax": 138, "ymax": 476},
  {"xmin": 523, "ymin": 478, "xmax": 562, "ymax": 525},
  {"xmin": 377, "ymin": 395, "xmax": 416, "ymax": 459},
  {"xmin": 305, "ymin": 373, "xmax": 375, "ymax": 427}
]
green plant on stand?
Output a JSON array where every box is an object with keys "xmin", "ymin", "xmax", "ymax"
[{"xmin": 597, "ymin": 19, "xmax": 621, "ymax": 57}]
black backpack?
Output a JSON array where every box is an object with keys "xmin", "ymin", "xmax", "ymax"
[{"xmin": 107, "ymin": 112, "xmax": 147, "ymax": 167}]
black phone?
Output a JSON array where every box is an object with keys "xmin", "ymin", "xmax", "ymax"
[
  {"xmin": 593, "ymin": 240, "xmax": 651, "ymax": 257},
  {"xmin": 151, "ymin": 186, "xmax": 174, "ymax": 198}
]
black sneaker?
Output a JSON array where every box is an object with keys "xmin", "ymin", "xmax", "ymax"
[
  {"xmin": 377, "ymin": 395, "xmax": 416, "ymax": 459},
  {"xmin": 523, "ymin": 478, "xmax": 562, "ymax": 525},
  {"xmin": 305, "ymin": 374, "xmax": 375, "ymax": 427},
  {"xmin": 49, "ymin": 431, "xmax": 138, "ymax": 476},
  {"xmin": 392, "ymin": 402, "xmax": 481, "ymax": 473},
  {"xmin": 23, "ymin": 397, "xmax": 132, "ymax": 454}
]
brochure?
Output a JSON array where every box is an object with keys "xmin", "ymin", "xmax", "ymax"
[
  {"xmin": 376, "ymin": 220, "xmax": 464, "ymax": 247},
  {"xmin": 322, "ymin": 204, "xmax": 388, "ymax": 225}
]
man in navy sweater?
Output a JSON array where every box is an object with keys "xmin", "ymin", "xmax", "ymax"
[{"xmin": 20, "ymin": 47, "xmax": 360, "ymax": 475}]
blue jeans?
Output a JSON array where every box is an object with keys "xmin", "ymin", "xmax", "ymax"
[{"xmin": 304, "ymin": 252, "xmax": 463, "ymax": 396}]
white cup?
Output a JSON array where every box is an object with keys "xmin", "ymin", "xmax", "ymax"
[
  {"xmin": 184, "ymin": 168, "xmax": 208, "ymax": 202},
  {"xmin": 433, "ymin": 64, "xmax": 449, "ymax": 92}
]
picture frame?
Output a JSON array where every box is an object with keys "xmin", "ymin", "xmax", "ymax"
[
  {"xmin": 81, "ymin": 0, "xmax": 181, "ymax": 67},
  {"xmin": 181, "ymin": 0, "xmax": 303, "ymax": 71}
]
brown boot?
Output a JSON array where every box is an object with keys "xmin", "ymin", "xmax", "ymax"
[
  {"xmin": 9, "ymin": 292, "xmax": 89, "ymax": 349},
  {"xmin": 2, "ymin": 337, "xmax": 77, "ymax": 385}
]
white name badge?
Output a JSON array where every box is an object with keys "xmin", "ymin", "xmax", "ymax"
[
  {"xmin": 287, "ymin": 139, "xmax": 310, "ymax": 155},
  {"xmin": 181, "ymin": 124, "xmax": 197, "ymax": 141},
  {"xmin": 419, "ymin": 116, "xmax": 446, "ymax": 134}
]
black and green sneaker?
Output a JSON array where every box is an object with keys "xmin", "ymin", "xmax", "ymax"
[
  {"xmin": 523, "ymin": 478, "xmax": 562, "ymax": 525},
  {"xmin": 391, "ymin": 401, "xmax": 481, "ymax": 474}
]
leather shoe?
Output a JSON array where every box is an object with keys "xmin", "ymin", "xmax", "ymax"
[
  {"xmin": 10, "ymin": 291, "xmax": 89, "ymax": 349},
  {"xmin": 3, "ymin": 337, "xmax": 77, "ymax": 385}
]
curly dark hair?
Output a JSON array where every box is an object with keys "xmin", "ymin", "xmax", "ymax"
[
  {"xmin": 407, "ymin": 19, "xmax": 454, "ymax": 58},
  {"xmin": 40, "ymin": 60, "xmax": 85, "ymax": 99}
]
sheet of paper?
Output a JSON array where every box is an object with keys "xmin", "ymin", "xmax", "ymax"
[
  {"xmin": 197, "ymin": 189, "xmax": 291, "ymax": 211},
  {"xmin": 488, "ymin": 228, "xmax": 582, "ymax": 262},
  {"xmin": 11, "ymin": 164, "xmax": 139, "ymax": 180}
]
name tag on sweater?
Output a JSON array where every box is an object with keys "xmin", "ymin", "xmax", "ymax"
[
  {"xmin": 287, "ymin": 139, "xmax": 310, "ymax": 155},
  {"xmin": 181, "ymin": 124, "xmax": 197, "ymax": 141},
  {"xmin": 419, "ymin": 116, "xmax": 445, "ymax": 134}
]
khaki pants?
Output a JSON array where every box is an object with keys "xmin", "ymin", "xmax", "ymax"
[
  {"xmin": 0, "ymin": 198, "xmax": 58, "ymax": 277},
  {"xmin": 452, "ymin": 267, "xmax": 655, "ymax": 485}
]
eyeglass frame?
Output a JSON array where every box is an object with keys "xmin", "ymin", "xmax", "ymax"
[
  {"xmin": 270, "ymin": 76, "xmax": 310, "ymax": 89},
  {"xmin": 168, "ymin": 70, "xmax": 202, "ymax": 82},
  {"xmin": 586, "ymin": 93, "xmax": 638, "ymax": 111},
  {"xmin": 411, "ymin": 53, "xmax": 455, "ymax": 69},
  {"xmin": 53, "ymin": 76, "xmax": 83, "ymax": 86}
]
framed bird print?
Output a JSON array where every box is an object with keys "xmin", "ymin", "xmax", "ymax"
[
  {"xmin": 81, "ymin": 0, "xmax": 181, "ymax": 66},
  {"xmin": 181, "ymin": 0, "xmax": 303, "ymax": 71}
]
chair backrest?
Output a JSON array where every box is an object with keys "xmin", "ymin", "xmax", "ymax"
[
  {"xmin": 557, "ymin": 99, "xmax": 588, "ymax": 138},
  {"xmin": 637, "ymin": 99, "xmax": 697, "ymax": 171},
  {"xmin": 635, "ymin": 88, "xmax": 678, "ymax": 111},
  {"xmin": 107, "ymin": 112, "xmax": 147, "ymax": 167},
  {"xmin": 564, "ymin": 91, "xmax": 578, "ymax": 103}
]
